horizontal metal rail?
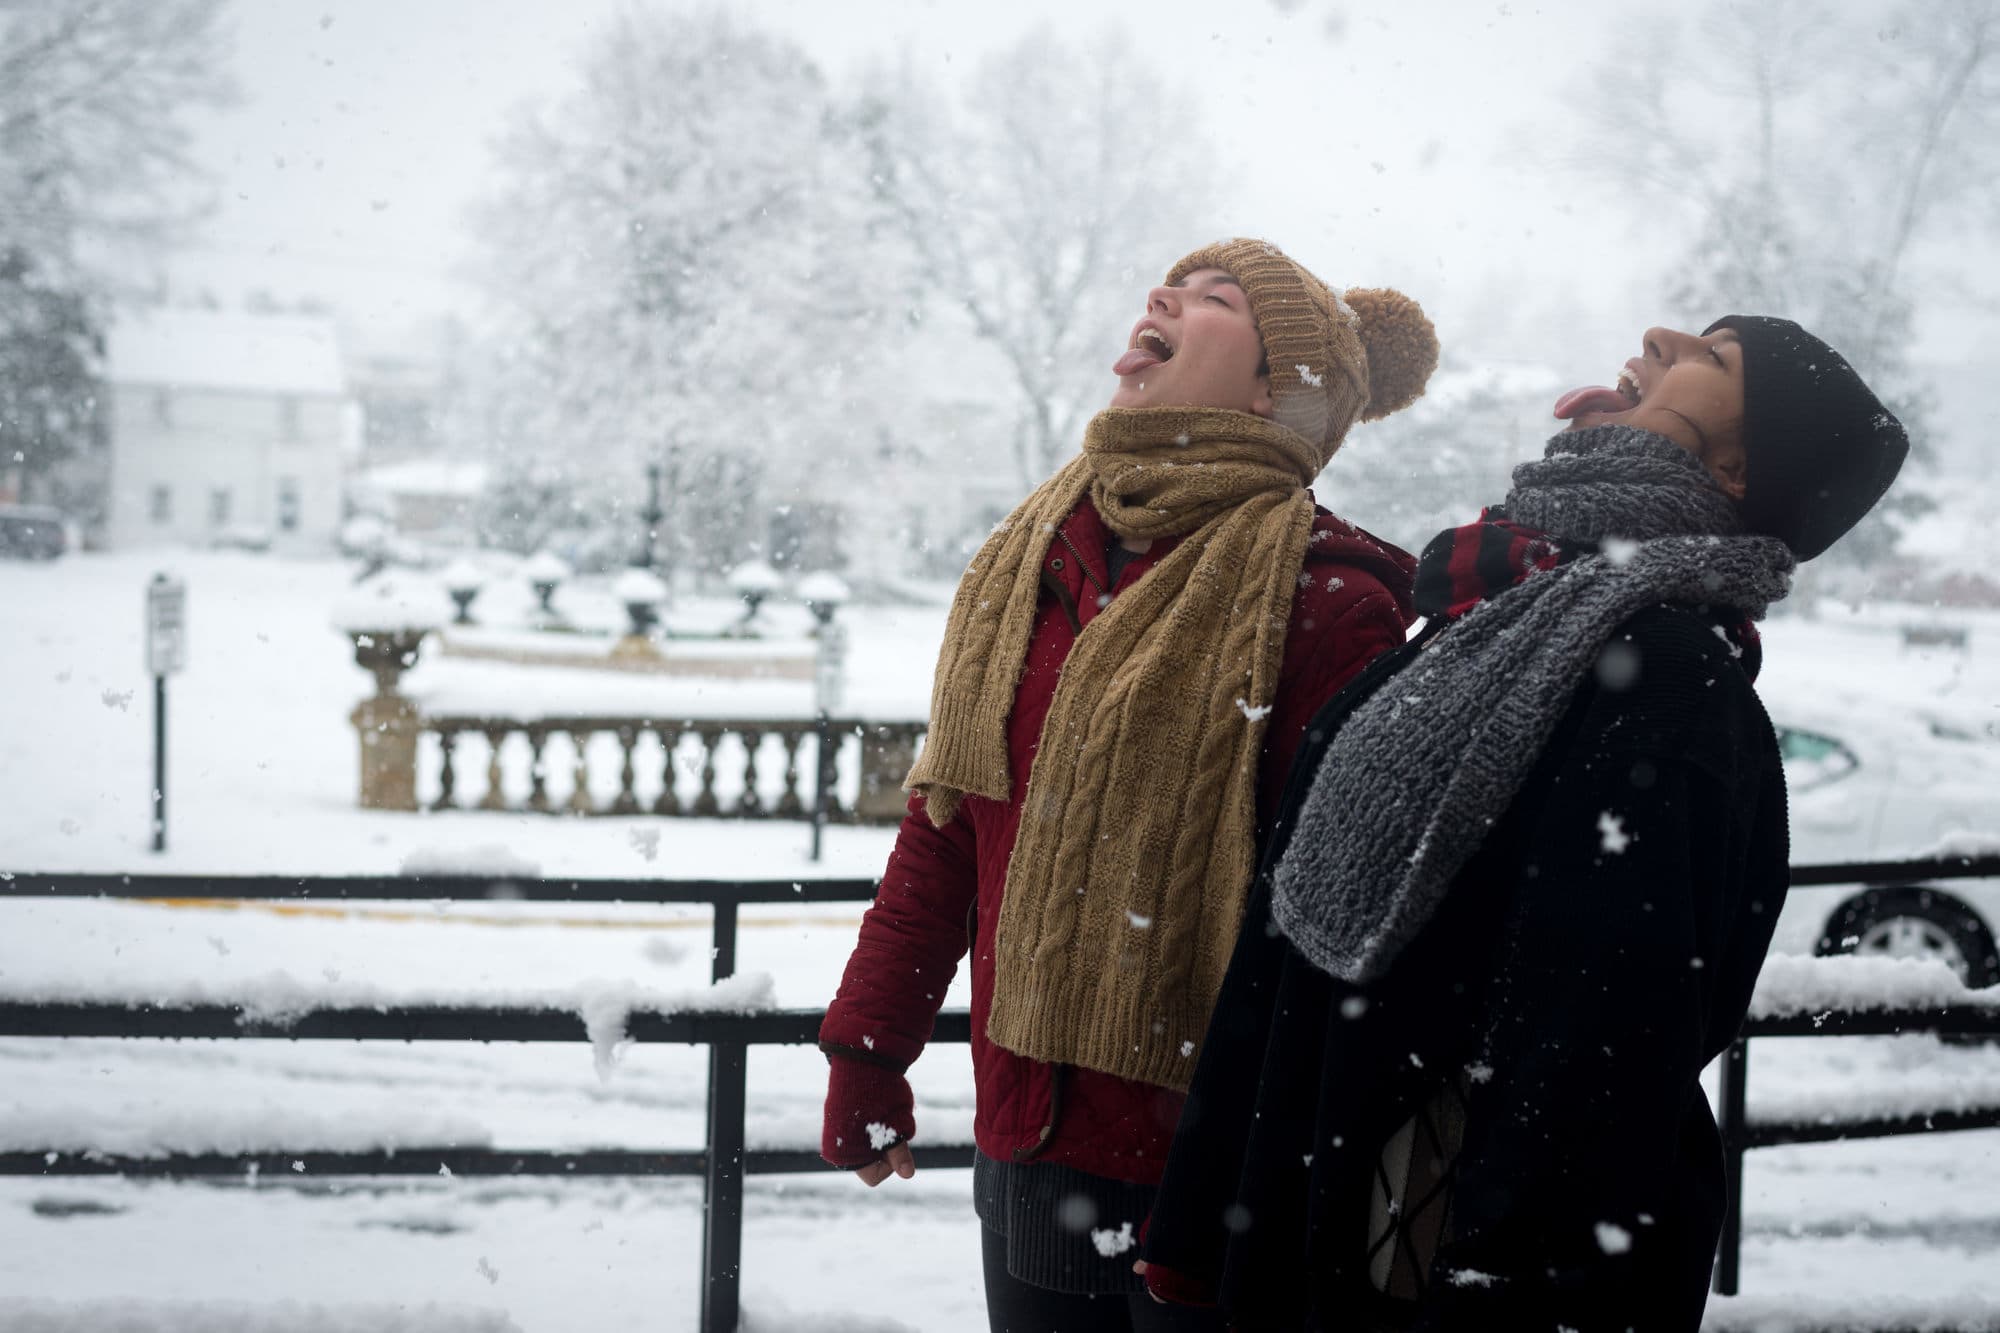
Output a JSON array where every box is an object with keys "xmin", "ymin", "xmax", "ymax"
[
  {"xmin": 1743, "ymin": 1007, "xmax": 2000, "ymax": 1038},
  {"xmin": 0, "ymin": 1003, "xmax": 981, "ymax": 1045},
  {"xmin": 2, "ymin": 853, "xmax": 1989, "ymax": 904},
  {"xmin": 9, "ymin": 1143, "xmax": 978, "ymax": 1180},
  {"xmin": 0, "ymin": 872, "xmax": 881, "ymax": 904},
  {"xmin": 1743, "ymin": 1105, "xmax": 2000, "ymax": 1150}
]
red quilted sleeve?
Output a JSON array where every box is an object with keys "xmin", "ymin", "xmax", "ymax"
[{"xmin": 819, "ymin": 790, "xmax": 980, "ymax": 1071}]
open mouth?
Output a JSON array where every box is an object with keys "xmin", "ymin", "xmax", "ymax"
[
  {"xmin": 1113, "ymin": 324, "xmax": 1176, "ymax": 378},
  {"xmin": 1553, "ymin": 362, "xmax": 1645, "ymax": 421}
]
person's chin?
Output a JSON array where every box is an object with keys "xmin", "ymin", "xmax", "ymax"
[{"xmin": 1108, "ymin": 382, "xmax": 1153, "ymax": 410}]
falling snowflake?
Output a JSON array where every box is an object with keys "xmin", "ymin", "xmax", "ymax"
[
  {"xmin": 1596, "ymin": 811, "xmax": 1632, "ymax": 854},
  {"xmin": 865, "ymin": 1121, "xmax": 900, "ymax": 1150},
  {"xmin": 1595, "ymin": 1222, "xmax": 1633, "ymax": 1255},
  {"xmin": 1090, "ymin": 1221, "xmax": 1136, "ymax": 1257},
  {"xmin": 1235, "ymin": 698, "xmax": 1273, "ymax": 722}
]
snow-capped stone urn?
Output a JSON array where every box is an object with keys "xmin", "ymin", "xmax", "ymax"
[
  {"xmin": 523, "ymin": 549, "xmax": 571, "ymax": 625},
  {"xmin": 611, "ymin": 566, "xmax": 669, "ymax": 656},
  {"xmin": 334, "ymin": 576, "xmax": 450, "ymax": 813},
  {"xmin": 797, "ymin": 570, "xmax": 850, "ymax": 634},
  {"xmin": 441, "ymin": 559, "xmax": 484, "ymax": 626},
  {"xmin": 726, "ymin": 558, "xmax": 782, "ymax": 637}
]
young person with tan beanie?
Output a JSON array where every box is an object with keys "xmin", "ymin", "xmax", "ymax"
[
  {"xmin": 1139, "ymin": 316, "xmax": 1910, "ymax": 1331},
  {"xmin": 818, "ymin": 238, "xmax": 1439, "ymax": 1330}
]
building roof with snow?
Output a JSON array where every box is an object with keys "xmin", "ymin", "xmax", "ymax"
[
  {"xmin": 351, "ymin": 458, "xmax": 490, "ymax": 498},
  {"xmin": 105, "ymin": 306, "xmax": 349, "ymax": 398}
]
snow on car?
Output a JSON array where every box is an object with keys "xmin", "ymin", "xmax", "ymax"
[{"xmin": 1764, "ymin": 694, "xmax": 2000, "ymax": 989}]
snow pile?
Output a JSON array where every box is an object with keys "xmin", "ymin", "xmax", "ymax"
[
  {"xmin": 1749, "ymin": 954, "xmax": 2000, "ymax": 1020},
  {"xmin": 0, "ymin": 1300, "xmax": 520, "ymax": 1333},
  {"xmin": 332, "ymin": 577, "xmax": 453, "ymax": 635},
  {"xmin": 0, "ymin": 967, "xmax": 779, "ymax": 1031},
  {"xmin": 739, "ymin": 1303, "xmax": 919, "ymax": 1333},
  {"xmin": 1702, "ymin": 1291, "xmax": 2000, "ymax": 1331},
  {"xmin": 397, "ymin": 845, "xmax": 542, "ymax": 879},
  {"xmin": 1753, "ymin": 1065, "xmax": 2000, "ymax": 1129},
  {"xmin": 1918, "ymin": 830, "xmax": 2000, "ymax": 861},
  {"xmin": 1, "ymin": 1102, "xmax": 491, "ymax": 1158}
]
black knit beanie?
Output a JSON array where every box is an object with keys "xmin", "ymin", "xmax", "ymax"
[{"xmin": 1703, "ymin": 315, "xmax": 1909, "ymax": 561}]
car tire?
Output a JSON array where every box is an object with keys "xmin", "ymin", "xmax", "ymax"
[{"xmin": 1817, "ymin": 887, "xmax": 2000, "ymax": 1039}]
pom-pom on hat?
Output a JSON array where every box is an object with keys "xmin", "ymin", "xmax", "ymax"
[
  {"xmin": 1165, "ymin": 238, "xmax": 1439, "ymax": 468},
  {"xmin": 1703, "ymin": 315, "xmax": 1909, "ymax": 561}
]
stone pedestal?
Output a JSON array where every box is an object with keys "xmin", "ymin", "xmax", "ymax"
[
  {"xmin": 348, "ymin": 628, "xmax": 428, "ymax": 813},
  {"xmin": 852, "ymin": 726, "xmax": 920, "ymax": 824},
  {"xmin": 351, "ymin": 693, "xmax": 423, "ymax": 811}
]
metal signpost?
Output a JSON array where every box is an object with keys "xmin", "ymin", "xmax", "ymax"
[
  {"xmin": 809, "ymin": 617, "xmax": 847, "ymax": 863},
  {"xmin": 145, "ymin": 574, "xmax": 187, "ymax": 852}
]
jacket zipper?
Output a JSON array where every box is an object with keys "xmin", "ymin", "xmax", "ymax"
[{"xmin": 1055, "ymin": 529, "xmax": 1108, "ymax": 599}]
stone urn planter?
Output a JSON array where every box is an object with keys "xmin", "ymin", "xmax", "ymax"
[{"xmin": 334, "ymin": 577, "xmax": 449, "ymax": 812}]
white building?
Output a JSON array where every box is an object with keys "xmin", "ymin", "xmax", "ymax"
[
  {"xmin": 101, "ymin": 307, "xmax": 361, "ymax": 550},
  {"xmin": 348, "ymin": 457, "xmax": 489, "ymax": 540}
]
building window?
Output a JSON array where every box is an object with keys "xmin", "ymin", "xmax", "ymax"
[
  {"xmin": 277, "ymin": 477, "xmax": 300, "ymax": 533},
  {"xmin": 152, "ymin": 390, "xmax": 173, "ymax": 428},
  {"xmin": 279, "ymin": 397, "xmax": 302, "ymax": 441},
  {"xmin": 209, "ymin": 487, "xmax": 232, "ymax": 528},
  {"xmin": 149, "ymin": 485, "xmax": 172, "ymax": 525}
]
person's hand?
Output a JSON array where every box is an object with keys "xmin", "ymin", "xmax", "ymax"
[
  {"xmin": 855, "ymin": 1142, "xmax": 916, "ymax": 1187},
  {"xmin": 821, "ymin": 1054, "xmax": 917, "ymax": 1176}
]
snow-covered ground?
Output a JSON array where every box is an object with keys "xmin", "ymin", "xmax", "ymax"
[{"xmin": 4, "ymin": 551, "xmax": 2000, "ymax": 1330}]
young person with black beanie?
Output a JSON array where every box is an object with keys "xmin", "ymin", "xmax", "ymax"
[{"xmin": 1135, "ymin": 316, "xmax": 1908, "ymax": 1333}]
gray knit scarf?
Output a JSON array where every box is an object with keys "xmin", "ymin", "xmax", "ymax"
[{"xmin": 1270, "ymin": 425, "xmax": 1796, "ymax": 983}]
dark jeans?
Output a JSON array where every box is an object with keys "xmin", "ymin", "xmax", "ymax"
[{"xmin": 982, "ymin": 1226, "xmax": 1231, "ymax": 1333}]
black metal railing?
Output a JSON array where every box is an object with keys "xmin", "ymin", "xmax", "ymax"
[
  {"xmin": 4, "ymin": 858, "xmax": 1999, "ymax": 1330},
  {"xmin": 1713, "ymin": 856, "xmax": 2000, "ymax": 1299}
]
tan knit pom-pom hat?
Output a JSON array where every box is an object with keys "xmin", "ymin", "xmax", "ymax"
[{"xmin": 1164, "ymin": 238, "xmax": 1440, "ymax": 469}]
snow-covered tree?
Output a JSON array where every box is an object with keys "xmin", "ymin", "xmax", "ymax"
[
  {"xmin": 0, "ymin": 0, "xmax": 235, "ymax": 281},
  {"xmin": 470, "ymin": 8, "xmax": 909, "ymax": 576},
  {"xmin": 0, "ymin": 0, "xmax": 233, "ymax": 508},
  {"xmin": 858, "ymin": 30, "xmax": 1217, "ymax": 490},
  {"xmin": 1564, "ymin": 0, "xmax": 2000, "ymax": 564},
  {"xmin": 0, "ymin": 246, "xmax": 101, "ymax": 509}
]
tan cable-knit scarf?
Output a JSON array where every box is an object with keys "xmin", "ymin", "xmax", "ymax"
[{"xmin": 905, "ymin": 405, "xmax": 1322, "ymax": 1089}]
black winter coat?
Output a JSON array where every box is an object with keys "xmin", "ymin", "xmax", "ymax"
[{"xmin": 1141, "ymin": 603, "xmax": 1790, "ymax": 1333}]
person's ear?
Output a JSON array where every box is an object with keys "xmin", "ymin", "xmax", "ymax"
[
  {"xmin": 1710, "ymin": 442, "xmax": 1748, "ymax": 502},
  {"xmin": 1250, "ymin": 372, "xmax": 1274, "ymax": 420}
]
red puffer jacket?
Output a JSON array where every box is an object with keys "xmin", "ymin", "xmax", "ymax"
[{"xmin": 821, "ymin": 493, "xmax": 1416, "ymax": 1183}]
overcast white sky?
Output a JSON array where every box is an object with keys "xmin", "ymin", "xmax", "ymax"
[{"xmin": 154, "ymin": 0, "xmax": 1999, "ymax": 451}]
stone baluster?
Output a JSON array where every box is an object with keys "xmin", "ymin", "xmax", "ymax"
[
  {"xmin": 480, "ymin": 727, "xmax": 509, "ymax": 811},
  {"xmin": 776, "ymin": 729, "xmax": 806, "ymax": 817},
  {"xmin": 567, "ymin": 729, "xmax": 594, "ymax": 815},
  {"xmin": 612, "ymin": 726, "xmax": 641, "ymax": 815},
  {"xmin": 692, "ymin": 728, "xmax": 723, "ymax": 817},
  {"xmin": 432, "ymin": 726, "xmax": 460, "ymax": 812},
  {"xmin": 527, "ymin": 726, "xmax": 552, "ymax": 814},
  {"xmin": 652, "ymin": 728, "xmax": 683, "ymax": 816},
  {"xmin": 739, "ymin": 729, "xmax": 766, "ymax": 817}
]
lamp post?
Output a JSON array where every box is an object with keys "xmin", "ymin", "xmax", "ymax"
[
  {"xmin": 798, "ymin": 571, "xmax": 850, "ymax": 862},
  {"xmin": 636, "ymin": 461, "xmax": 665, "ymax": 571}
]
